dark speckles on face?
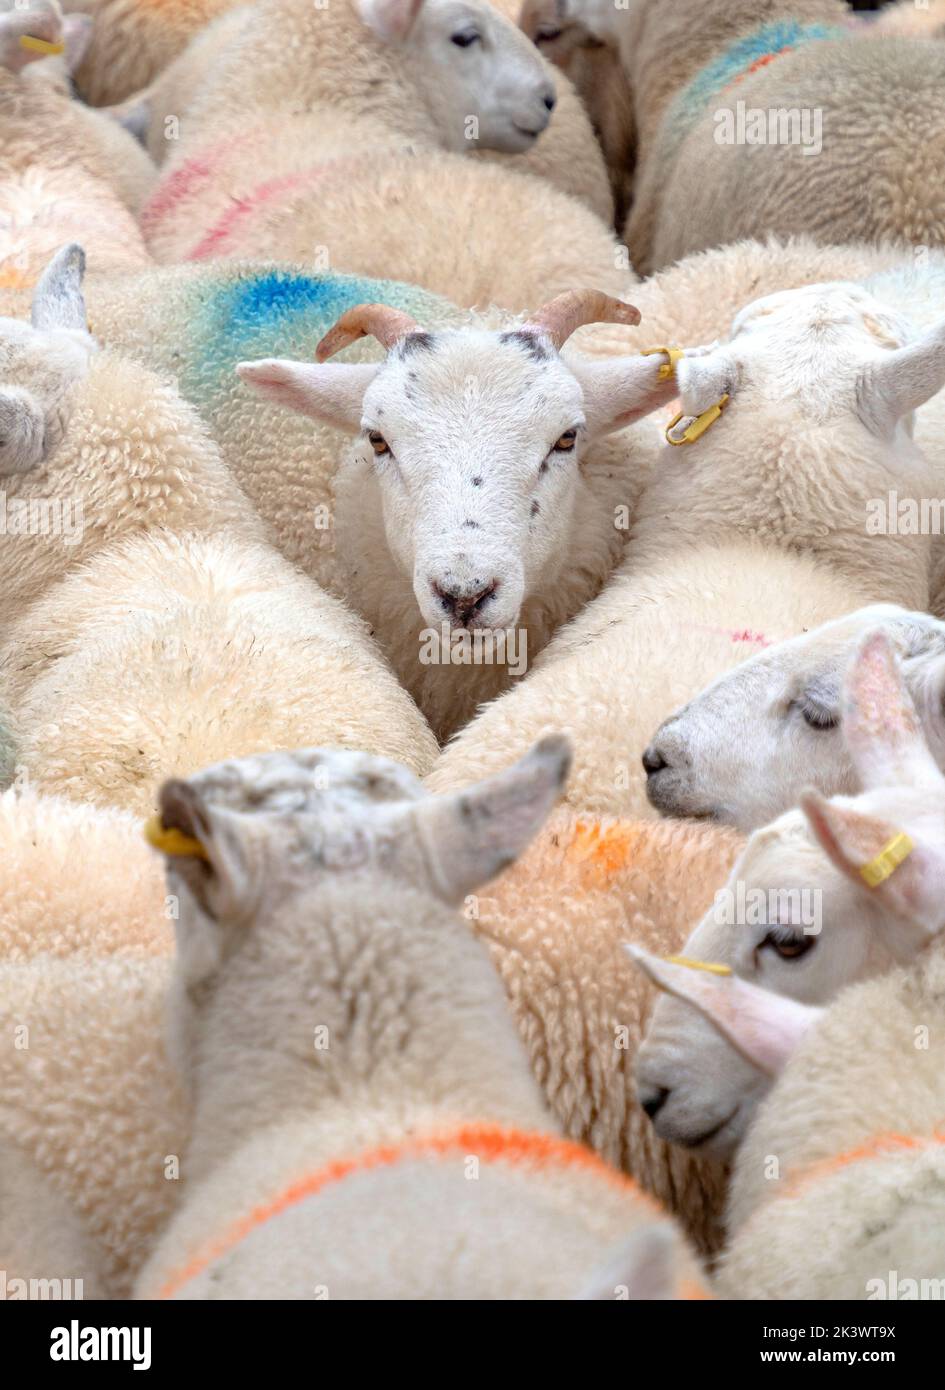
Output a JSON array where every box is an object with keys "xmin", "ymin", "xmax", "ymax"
[
  {"xmin": 463, "ymin": 519, "xmax": 480, "ymax": 529},
  {"xmin": 531, "ymin": 500, "xmax": 540, "ymax": 517},
  {"xmin": 539, "ymin": 460, "xmax": 549, "ymax": 476},
  {"xmin": 472, "ymin": 476, "xmax": 483, "ymax": 487},
  {"xmin": 398, "ymin": 331, "xmax": 436, "ymax": 357},
  {"xmin": 500, "ymin": 329, "xmax": 551, "ymax": 362}
]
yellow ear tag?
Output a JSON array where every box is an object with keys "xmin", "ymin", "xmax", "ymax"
[
  {"xmin": 664, "ymin": 955, "xmax": 733, "ymax": 976},
  {"xmin": 143, "ymin": 815, "xmax": 209, "ymax": 861},
  {"xmin": 666, "ymin": 394, "xmax": 730, "ymax": 445},
  {"xmin": 859, "ymin": 832, "xmax": 914, "ymax": 889},
  {"xmin": 641, "ymin": 346, "xmax": 684, "ymax": 382},
  {"xmin": 19, "ymin": 34, "xmax": 65, "ymax": 55}
]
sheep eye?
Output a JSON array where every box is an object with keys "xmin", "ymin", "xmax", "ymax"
[
  {"xmin": 800, "ymin": 703, "xmax": 839, "ymax": 731},
  {"xmin": 451, "ymin": 29, "xmax": 481, "ymax": 46},
  {"xmin": 761, "ymin": 931, "xmax": 815, "ymax": 961},
  {"xmin": 552, "ymin": 429, "xmax": 577, "ymax": 453},
  {"xmin": 367, "ymin": 431, "xmax": 390, "ymax": 457}
]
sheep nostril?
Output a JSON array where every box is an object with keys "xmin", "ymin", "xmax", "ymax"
[
  {"xmin": 642, "ymin": 745, "xmax": 669, "ymax": 776},
  {"xmin": 433, "ymin": 579, "xmax": 498, "ymax": 624},
  {"xmin": 641, "ymin": 1087, "xmax": 671, "ymax": 1120},
  {"xmin": 543, "ymin": 91, "xmax": 556, "ymax": 112}
]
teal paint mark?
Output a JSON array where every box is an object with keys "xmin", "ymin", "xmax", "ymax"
[
  {"xmin": 177, "ymin": 268, "xmax": 461, "ymax": 406},
  {"xmin": 663, "ymin": 20, "xmax": 846, "ymax": 161}
]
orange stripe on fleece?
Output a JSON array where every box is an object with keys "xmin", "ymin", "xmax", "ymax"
[
  {"xmin": 157, "ymin": 1122, "xmax": 704, "ymax": 1299},
  {"xmin": 778, "ymin": 1130, "xmax": 945, "ymax": 1205}
]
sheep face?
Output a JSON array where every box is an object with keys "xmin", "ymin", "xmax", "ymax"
[
  {"xmin": 632, "ymin": 817, "xmax": 895, "ymax": 1158},
  {"xmin": 634, "ymin": 630, "xmax": 945, "ymax": 1160},
  {"xmin": 0, "ymin": 243, "xmax": 95, "ymax": 473},
  {"xmin": 364, "ymin": 0, "xmax": 558, "ymax": 154},
  {"xmin": 240, "ymin": 322, "xmax": 673, "ymax": 636},
  {"xmin": 151, "ymin": 738, "xmax": 569, "ymax": 1072},
  {"xmin": 356, "ymin": 331, "xmax": 588, "ymax": 633},
  {"xmin": 643, "ymin": 606, "xmax": 945, "ymax": 831}
]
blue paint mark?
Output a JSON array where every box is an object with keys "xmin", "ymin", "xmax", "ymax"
[
  {"xmin": 177, "ymin": 268, "xmax": 461, "ymax": 406},
  {"xmin": 664, "ymin": 21, "xmax": 846, "ymax": 160}
]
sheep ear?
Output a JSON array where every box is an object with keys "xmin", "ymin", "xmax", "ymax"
[
  {"xmin": 236, "ymin": 359, "xmax": 379, "ymax": 433},
  {"xmin": 841, "ymin": 630, "xmax": 940, "ymax": 790},
  {"xmin": 31, "ymin": 243, "xmax": 88, "ymax": 333},
  {"xmin": 576, "ymin": 1224, "xmax": 684, "ymax": 1301},
  {"xmin": 858, "ymin": 319, "xmax": 945, "ymax": 433},
  {"xmin": 674, "ymin": 348, "xmax": 737, "ymax": 417},
  {"xmin": 357, "ymin": 0, "xmax": 426, "ymax": 43},
  {"xmin": 0, "ymin": 8, "xmax": 61, "ymax": 73},
  {"xmin": 625, "ymin": 945, "xmax": 822, "ymax": 1078},
  {"xmin": 104, "ymin": 91, "xmax": 152, "ymax": 143},
  {"xmin": 413, "ymin": 736, "xmax": 570, "ymax": 903},
  {"xmin": 801, "ymin": 790, "xmax": 945, "ymax": 948},
  {"xmin": 567, "ymin": 355, "xmax": 682, "ymax": 435},
  {"xmin": 151, "ymin": 778, "xmax": 254, "ymax": 925}
]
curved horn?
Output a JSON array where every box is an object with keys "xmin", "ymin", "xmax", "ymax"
[
  {"xmin": 315, "ymin": 303, "xmax": 422, "ymax": 362},
  {"xmin": 522, "ymin": 291, "xmax": 641, "ymax": 350}
]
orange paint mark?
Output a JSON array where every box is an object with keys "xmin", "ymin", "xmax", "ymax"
[
  {"xmin": 157, "ymin": 1122, "xmax": 665, "ymax": 1299},
  {"xmin": 0, "ymin": 265, "xmax": 35, "ymax": 290},
  {"xmin": 568, "ymin": 820, "xmax": 641, "ymax": 880},
  {"xmin": 779, "ymin": 1129, "xmax": 945, "ymax": 1204},
  {"xmin": 720, "ymin": 44, "xmax": 794, "ymax": 96}
]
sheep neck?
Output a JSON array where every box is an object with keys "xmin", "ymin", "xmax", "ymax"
[{"xmin": 182, "ymin": 878, "xmax": 551, "ymax": 1181}]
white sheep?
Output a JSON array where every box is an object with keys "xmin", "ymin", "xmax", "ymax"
[
  {"xmin": 0, "ymin": 246, "xmax": 438, "ymax": 811},
  {"xmin": 239, "ymin": 291, "xmax": 677, "ymax": 740},
  {"xmin": 717, "ymin": 941, "xmax": 945, "ymax": 1299},
  {"xmin": 523, "ymin": 0, "xmax": 945, "ymax": 275},
  {"xmin": 631, "ymin": 628, "xmax": 945, "ymax": 1165},
  {"xmin": 427, "ymin": 278, "xmax": 942, "ymax": 808},
  {"xmin": 136, "ymin": 0, "xmax": 626, "ymax": 309},
  {"xmin": 132, "ymin": 740, "xmax": 710, "ymax": 1299},
  {"xmin": 0, "ymin": 3, "xmax": 156, "ymax": 274}
]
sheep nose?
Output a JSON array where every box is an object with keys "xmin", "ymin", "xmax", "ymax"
[
  {"xmin": 543, "ymin": 89, "xmax": 556, "ymax": 112},
  {"xmin": 433, "ymin": 578, "xmax": 498, "ymax": 625},
  {"xmin": 642, "ymin": 744, "xmax": 669, "ymax": 775},
  {"xmin": 640, "ymin": 1086, "xmax": 671, "ymax": 1120}
]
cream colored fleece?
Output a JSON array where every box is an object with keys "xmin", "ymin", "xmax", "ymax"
[{"xmin": 719, "ymin": 940, "xmax": 945, "ymax": 1299}]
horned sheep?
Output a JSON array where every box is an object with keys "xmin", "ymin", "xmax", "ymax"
[{"xmin": 427, "ymin": 279, "xmax": 942, "ymax": 810}]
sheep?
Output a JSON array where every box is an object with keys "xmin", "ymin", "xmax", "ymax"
[
  {"xmin": 137, "ymin": 0, "xmax": 614, "ymax": 217},
  {"xmin": 239, "ymin": 291, "xmax": 676, "ymax": 740},
  {"xmin": 0, "ymin": 246, "xmax": 438, "ymax": 812},
  {"xmin": 0, "ymin": 2, "xmax": 156, "ymax": 236},
  {"xmin": 523, "ymin": 0, "xmax": 945, "ymax": 275},
  {"xmin": 642, "ymin": 605, "xmax": 945, "ymax": 831},
  {"xmin": 0, "ymin": 782, "xmax": 739, "ymax": 1286},
  {"xmin": 0, "ymin": 1134, "xmax": 105, "ymax": 1299},
  {"xmin": 137, "ymin": 0, "xmax": 626, "ymax": 306},
  {"xmin": 426, "ymin": 278, "xmax": 942, "ymax": 810},
  {"xmin": 131, "ymin": 739, "xmax": 711, "ymax": 1299},
  {"xmin": 631, "ymin": 629, "xmax": 945, "ymax": 1167}
]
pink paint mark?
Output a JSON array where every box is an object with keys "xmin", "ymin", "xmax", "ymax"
[
  {"xmin": 186, "ymin": 167, "xmax": 317, "ymax": 261},
  {"xmin": 141, "ymin": 130, "xmax": 256, "ymax": 236},
  {"xmin": 685, "ymin": 622, "xmax": 776, "ymax": 649}
]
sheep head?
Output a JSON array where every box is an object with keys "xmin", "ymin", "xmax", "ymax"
[
  {"xmin": 643, "ymin": 605, "xmax": 945, "ymax": 831},
  {"xmin": 0, "ymin": 243, "xmax": 96, "ymax": 474},
  {"xmin": 238, "ymin": 290, "xmax": 680, "ymax": 636},
  {"xmin": 356, "ymin": 0, "xmax": 559, "ymax": 154},
  {"xmin": 632, "ymin": 626, "xmax": 945, "ymax": 1160}
]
